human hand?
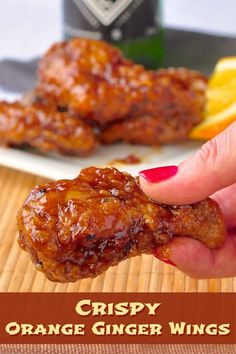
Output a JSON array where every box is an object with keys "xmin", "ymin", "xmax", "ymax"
[{"xmin": 139, "ymin": 123, "xmax": 236, "ymax": 278}]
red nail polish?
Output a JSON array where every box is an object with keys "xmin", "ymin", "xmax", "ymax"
[
  {"xmin": 152, "ymin": 249, "xmax": 176, "ymax": 267},
  {"xmin": 139, "ymin": 166, "xmax": 178, "ymax": 183}
]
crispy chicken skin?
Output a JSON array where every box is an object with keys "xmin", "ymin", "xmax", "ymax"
[
  {"xmin": 0, "ymin": 101, "xmax": 96, "ymax": 155},
  {"xmin": 17, "ymin": 167, "xmax": 225, "ymax": 283},
  {"xmin": 37, "ymin": 38, "xmax": 207, "ymax": 139},
  {"xmin": 101, "ymin": 68, "xmax": 207, "ymax": 144},
  {"xmin": 37, "ymin": 38, "xmax": 141, "ymax": 124},
  {"xmin": 0, "ymin": 39, "xmax": 207, "ymax": 153}
]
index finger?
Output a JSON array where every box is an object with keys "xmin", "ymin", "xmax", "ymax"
[{"xmin": 211, "ymin": 183, "xmax": 236, "ymax": 229}]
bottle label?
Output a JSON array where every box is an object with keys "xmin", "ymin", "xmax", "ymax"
[
  {"xmin": 64, "ymin": 0, "xmax": 159, "ymax": 42},
  {"xmin": 81, "ymin": 0, "xmax": 135, "ymax": 26}
]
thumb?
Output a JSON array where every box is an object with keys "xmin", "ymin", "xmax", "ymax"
[{"xmin": 139, "ymin": 122, "xmax": 236, "ymax": 205}]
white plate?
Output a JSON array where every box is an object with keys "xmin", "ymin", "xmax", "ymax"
[{"xmin": 0, "ymin": 141, "xmax": 202, "ymax": 181}]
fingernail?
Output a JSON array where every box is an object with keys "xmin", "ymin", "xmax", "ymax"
[
  {"xmin": 139, "ymin": 166, "xmax": 178, "ymax": 183},
  {"xmin": 153, "ymin": 247, "xmax": 176, "ymax": 267}
]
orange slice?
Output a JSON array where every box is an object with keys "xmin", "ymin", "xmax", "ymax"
[{"xmin": 190, "ymin": 57, "xmax": 236, "ymax": 140}]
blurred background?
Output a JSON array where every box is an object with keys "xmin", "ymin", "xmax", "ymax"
[
  {"xmin": 1, "ymin": 0, "xmax": 236, "ymax": 58},
  {"xmin": 0, "ymin": 0, "xmax": 236, "ymax": 99}
]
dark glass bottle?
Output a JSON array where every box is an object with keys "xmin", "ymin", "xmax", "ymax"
[{"xmin": 63, "ymin": 0, "xmax": 164, "ymax": 69}]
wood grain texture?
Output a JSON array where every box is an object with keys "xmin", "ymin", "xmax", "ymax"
[{"xmin": 0, "ymin": 165, "xmax": 233, "ymax": 293}]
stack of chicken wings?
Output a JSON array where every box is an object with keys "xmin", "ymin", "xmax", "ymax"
[{"xmin": 0, "ymin": 38, "xmax": 207, "ymax": 155}]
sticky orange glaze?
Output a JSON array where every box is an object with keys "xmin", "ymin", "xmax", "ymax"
[{"xmin": 17, "ymin": 167, "xmax": 225, "ymax": 283}]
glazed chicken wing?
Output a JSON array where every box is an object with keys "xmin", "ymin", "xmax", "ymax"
[
  {"xmin": 101, "ymin": 68, "xmax": 207, "ymax": 144},
  {"xmin": 37, "ymin": 38, "xmax": 207, "ymax": 144},
  {"xmin": 0, "ymin": 101, "xmax": 96, "ymax": 155},
  {"xmin": 37, "ymin": 38, "xmax": 141, "ymax": 124},
  {"xmin": 17, "ymin": 167, "xmax": 225, "ymax": 283}
]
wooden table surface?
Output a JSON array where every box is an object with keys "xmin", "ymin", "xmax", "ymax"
[{"xmin": 0, "ymin": 165, "xmax": 235, "ymax": 293}]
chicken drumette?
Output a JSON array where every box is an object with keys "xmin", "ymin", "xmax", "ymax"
[
  {"xmin": 17, "ymin": 167, "xmax": 225, "ymax": 283},
  {"xmin": 101, "ymin": 68, "xmax": 207, "ymax": 144},
  {"xmin": 0, "ymin": 101, "xmax": 96, "ymax": 155}
]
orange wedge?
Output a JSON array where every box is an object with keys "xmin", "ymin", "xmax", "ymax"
[{"xmin": 190, "ymin": 57, "xmax": 236, "ymax": 140}]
